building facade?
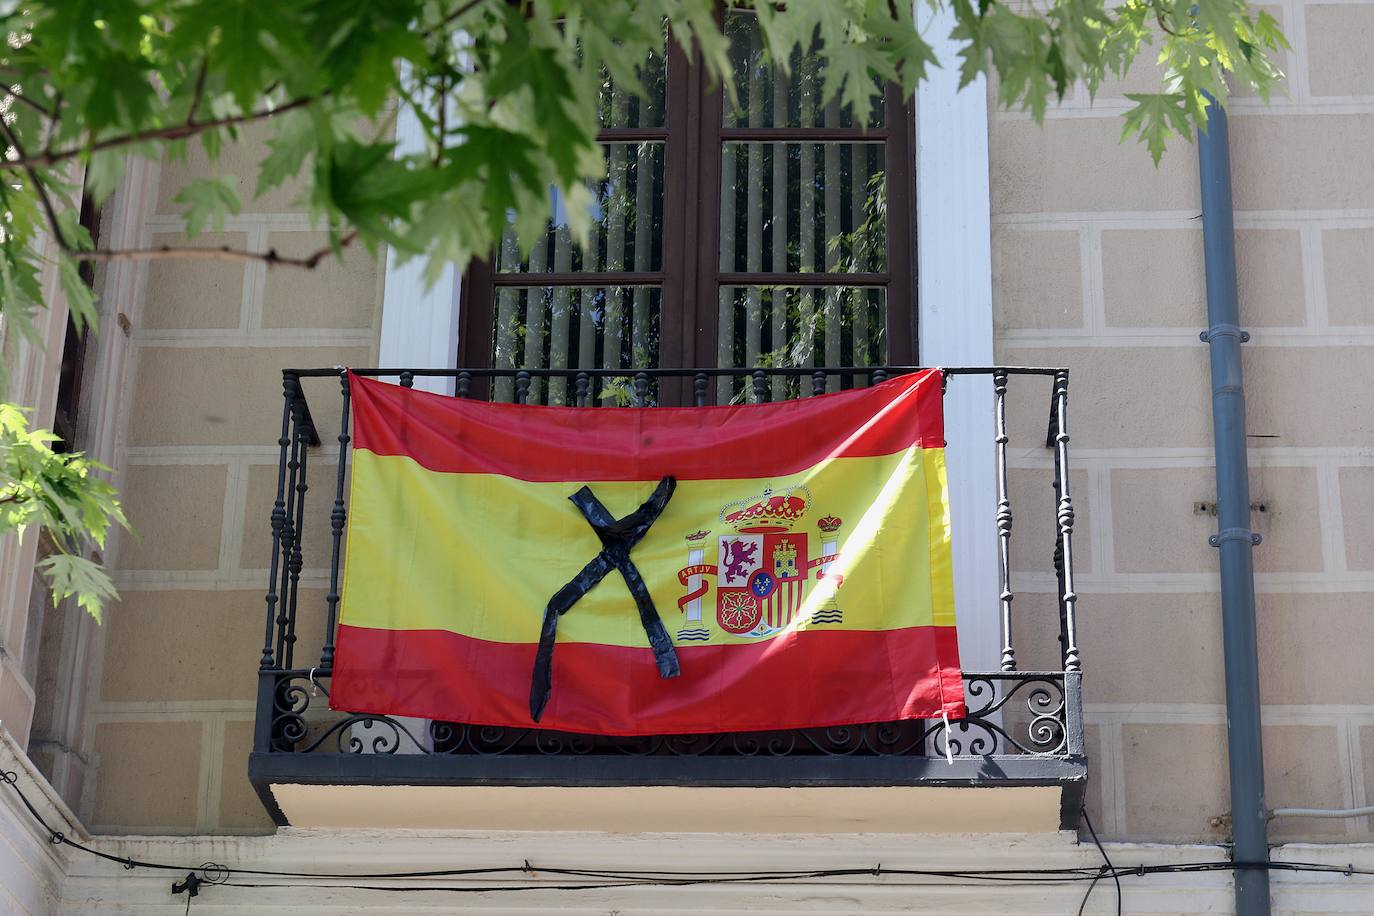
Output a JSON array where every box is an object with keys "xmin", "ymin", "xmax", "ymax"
[{"xmin": 3, "ymin": 2, "xmax": 1374, "ymax": 912}]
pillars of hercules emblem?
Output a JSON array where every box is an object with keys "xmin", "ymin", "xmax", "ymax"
[
  {"xmin": 817, "ymin": 515, "xmax": 843, "ymax": 614},
  {"xmin": 684, "ymin": 533, "xmax": 705, "ymax": 624}
]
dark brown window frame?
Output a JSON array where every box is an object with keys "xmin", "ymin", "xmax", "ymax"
[{"xmin": 457, "ymin": 38, "xmax": 917, "ymax": 400}]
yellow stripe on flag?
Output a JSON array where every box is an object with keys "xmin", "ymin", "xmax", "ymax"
[{"xmin": 339, "ymin": 446, "xmax": 954, "ymax": 648}]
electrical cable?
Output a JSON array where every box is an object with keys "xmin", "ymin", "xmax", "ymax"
[
  {"xmin": 3, "ymin": 769, "xmax": 1371, "ymax": 901},
  {"xmin": 1080, "ymin": 808, "xmax": 1122, "ymax": 916}
]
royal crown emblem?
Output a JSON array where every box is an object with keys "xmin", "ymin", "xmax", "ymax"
[{"xmin": 677, "ymin": 486, "xmax": 845, "ymax": 641}]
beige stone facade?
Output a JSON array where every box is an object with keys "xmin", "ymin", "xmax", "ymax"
[
  {"xmin": 992, "ymin": 0, "xmax": 1374, "ymax": 844},
  {"xmin": 2, "ymin": 1, "xmax": 1372, "ymax": 858}
]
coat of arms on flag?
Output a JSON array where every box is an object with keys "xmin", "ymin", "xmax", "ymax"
[
  {"xmin": 329, "ymin": 369, "xmax": 965, "ymax": 736},
  {"xmin": 677, "ymin": 488, "xmax": 846, "ymax": 641}
]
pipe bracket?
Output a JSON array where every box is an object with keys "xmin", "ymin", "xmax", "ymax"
[
  {"xmin": 1200, "ymin": 324, "xmax": 1251, "ymax": 344},
  {"xmin": 1210, "ymin": 527, "xmax": 1262, "ymax": 548}
]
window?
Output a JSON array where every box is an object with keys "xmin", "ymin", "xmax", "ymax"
[
  {"xmin": 51, "ymin": 191, "xmax": 103, "ymax": 452},
  {"xmin": 457, "ymin": 12, "xmax": 916, "ymax": 405}
]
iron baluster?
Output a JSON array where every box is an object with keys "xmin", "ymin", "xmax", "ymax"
[
  {"xmin": 515, "ymin": 370, "xmax": 531, "ymax": 404},
  {"xmin": 1052, "ymin": 371, "xmax": 1081, "ymax": 672},
  {"xmin": 261, "ymin": 381, "xmax": 294, "ymax": 670},
  {"xmin": 811, "ymin": 370, "xmax": 826, "ymax": 397},
  {"xmin": 399, "ymin": 370, "xmax": 414, "ymax": 389},
  {"xmin": 283, "ymin": 421, "xmax": 310, "ymax": 668},
  {"xmin": 457, "ymin": 370, "xmax": 472, "ymax": 399},
  {"xmin": 994, "ymin": 370, "xmax": 1016, "ymax": 671},
  {"xmin": 692, "ymin": 372, "xmax": 708, "ymax": 406},
  {"xmin": 575, "ymin": 371, "xmax": 590, "ymax": 407},
  {"xmin": 633, "ymin": 371, "xmax": 649, "ymax": 407},
  {"xmin": 870, "ymin": 367, "xmax": 887, "ymax": 385},
  {"xmin": 274, "ymin": 382, "xmax": 303, "ymax": 668},
  {"xmin": 320, "ymin": 370, "xmax": 351, "ymax": 670},
  {"xmin": 751, "ymin": 369, "xmax": 767, "ymax": 404}
]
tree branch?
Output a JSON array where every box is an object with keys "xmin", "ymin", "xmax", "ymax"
[
  {"xmin": 67, "ymin": 231, "xmax": 361, "ymax": 269},
  {"xmin": 424, "ymin": 0, "xmax": 490, "ymax": 39},
  {"xmin": 0, "ymin": 93, "xmax": 318, "ymax": 171},
  {"xmin": 5, "ymin": 109, "xmax": 359, "ymax": 273},
  {"xmin": 0, "ymin": 83, "xmax": 55, "ymax": 119},
  {"xmin": 186, "ymin": 58, "xmax": 209, "ymax": 124}
]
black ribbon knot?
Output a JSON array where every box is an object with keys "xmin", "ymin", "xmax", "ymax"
[{"xmin": 530, "ymin": 476, "xmax": 680, "ymax": 722}]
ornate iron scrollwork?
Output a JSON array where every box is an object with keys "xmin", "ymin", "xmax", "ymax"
[{"xmin": 263, "ymin": 670, "xmax": 1070, "ymax": 760}]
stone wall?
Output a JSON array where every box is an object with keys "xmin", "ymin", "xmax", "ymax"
[
  {"xmin": 990, "ymin": 0, "xmax": 1374, "ymax": 842},
  {"xmin": 84, "ymin": 125, "xmax": 382, "ymax": 833}
]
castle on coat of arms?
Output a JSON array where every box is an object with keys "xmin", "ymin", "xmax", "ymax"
[{"xmin": 676, "ymin": 485, "xmax": 844, "ymax": 642}]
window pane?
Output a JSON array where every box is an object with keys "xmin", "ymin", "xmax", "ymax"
[
  {"xmin": 598, "ymin": 44, "xmax": 667, "ymax": 129},
  {"xmin": 491, "ymin": 286, "xmax": 661, "ymax": 405},
  {"xmin": 723, "ymin": 12, "xmax": 885, "ymax": 129},
  {"xmin": 715, "ymin": 285, "xmax": 887, "ymax": 402},
  {"xmin": 719, "ymin": 142, "xmax": 885, "ymax": 274},
  {"xmin": 498, "ymin": 142, "xmax": 665, "ymax": 275}
]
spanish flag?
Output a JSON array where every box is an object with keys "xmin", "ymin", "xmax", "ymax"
[{"xmin": 330, "ymin": 370, "xmax": 964, "ymax": 735}]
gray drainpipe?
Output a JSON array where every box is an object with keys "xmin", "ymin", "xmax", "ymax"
[{"xmin": 1197, "ymin": 96, "xmax": 1271, "ymax": 914}]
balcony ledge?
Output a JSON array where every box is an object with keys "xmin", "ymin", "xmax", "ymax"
[{"xmin": 251, "ymin": 752, "xmax": 1088, "ymax": 833}]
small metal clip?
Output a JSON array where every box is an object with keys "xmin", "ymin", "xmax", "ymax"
[
  {"xmin": 1209, "ymin": 528, "xmax": 1262, "ymax": 548},
  {"xmin": 307, "ymin": 667, "xmax": 320, "ymax": 696},
  {"xmin": 1199, "ymin": 324, "xmax": 1251, "ymax": 344}
]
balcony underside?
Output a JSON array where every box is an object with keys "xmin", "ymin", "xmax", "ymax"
[{"xmin": 251, "ymin": 753, "xmax": 1088, "ymax": 833}]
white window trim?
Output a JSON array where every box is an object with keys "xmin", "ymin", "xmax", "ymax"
[
  {"xmin": 377, "ymin": 101, "xmax": 462, "ymax": 396},
  {"xmin": 915, "ymin": 5, "xmax": 1000, "ymax": 673},
  {"xmin": 378, "ymin": 14, "xmax": 1000, "ymax": 669}
]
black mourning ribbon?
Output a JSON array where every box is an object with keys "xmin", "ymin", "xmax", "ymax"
[{"xmin": 530, "ymin": 476, "xmax": 680, "ymax": 722}]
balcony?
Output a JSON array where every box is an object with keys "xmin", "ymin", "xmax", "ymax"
[{"xmin": 249, "ymin": 366, "xmax": 1087, "ymax": 833}]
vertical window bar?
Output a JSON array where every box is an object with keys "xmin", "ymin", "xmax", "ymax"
[
  {"xmin": 744, "ymin": 32, "xmax": 765, "ymax": 391},
  {"xmin": 850, "ymin": 145, "xmax": 870, "ymax": 382},
  {"xmin": 576, "ymin": 225, "xmax": 601, "ymax": 387},
  {"xmin": 548, "ymin": 229, "xmax": 574, "ymax": 405},
  {"xmin": 493, "ymin": 231, "xmax": 521, "ymax": 403},
  {"xmin": 604, "ymin": 90, "xmax": 629, "ymax": 385},
  {"xmin": 798, "ymin": 79, "xmax": 817, "ymax": 389},
  {"xmin": 522, "ymin": 235, "xmax": 550, "ymax": 404},
  {"xmin": 770, "ymin": 75, "xmax": 789, "ymax": 401},
  {"xmin": 823, "ymin": 100, "xmax": 842, "ymax": 389},
  {"xmin": 632, "ymin": 96, "xmax": 658, "ymax": 370}
]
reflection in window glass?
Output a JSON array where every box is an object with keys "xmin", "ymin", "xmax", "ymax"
[
  {"xmin": 498, "ymin": 141, "xmax": 665, "ymax": 275},
  {"xmin": 597, "ymin": 45, "xmax": 667, "ymax": 129},
  {"xmin": 723, "ymin": 12, "xmax": 885, "ymax": 129},
  {"xmin": 719, "ymin": 142, "xmax": 885, "ymax": 274},
  {"xmin": 491, "ymin": 286, "xmax": 661, "ymax": 405},
  {"xmin": 716, "ymin": 285, "xmax": 886, "ymax": 402}
]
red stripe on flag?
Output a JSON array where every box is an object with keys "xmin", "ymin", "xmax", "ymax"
[
  {"xmin": 347, "ymin": 370, "xmax": 945, "ymax": 482},
  {"xmin": 330, "ymin": 624, "xmax": 965, "ymax": 735}
]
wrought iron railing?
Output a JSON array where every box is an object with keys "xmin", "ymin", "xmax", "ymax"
[{"xmin": 251, "ymin": 366, "xmax": 1085, "ymax": 820}]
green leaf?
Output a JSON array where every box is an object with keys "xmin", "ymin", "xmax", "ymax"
[
  {"xmin": 36, "ymin": 553, "xmax": 117, "ymax": 623},
  {"xmin": 1122, "ymin": 93, "xmax": 1194, "ymax": 164},
  {"xmin": 256, "ymin": 111, "xmax": 316, "ymax": 199},
  {"xmin": 174, "ymin": 177, "xmax": 242, "ymax": 236}
]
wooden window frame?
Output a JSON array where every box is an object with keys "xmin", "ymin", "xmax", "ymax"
[{"xmin": 456, "ymin": 38, "xmax": 919, "ymax": 389}]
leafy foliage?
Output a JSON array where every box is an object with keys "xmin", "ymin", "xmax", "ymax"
[
  {"xmin": 0, "ymin": 405, "xmax": 128, "ymax": 621},
  {"xmin": 0, "ymin": 0, "xmax": 1286, "ymax": 616}
]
